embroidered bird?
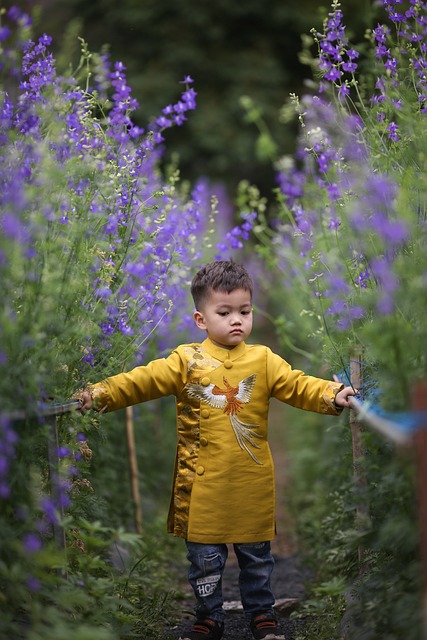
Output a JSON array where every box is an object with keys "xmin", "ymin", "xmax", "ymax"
[{"xmin": 186, "ymin": 374, "xmax": 262, "ymax": 465}]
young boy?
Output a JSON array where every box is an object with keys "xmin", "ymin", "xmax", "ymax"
[{"xmin": 78, "ymin": 260, "xmax": 355, "ymax": 640}]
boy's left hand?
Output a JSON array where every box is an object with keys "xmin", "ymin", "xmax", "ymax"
[{"xmin": 335, "ymin": 386, "xmax": 357, "ymax": 408}]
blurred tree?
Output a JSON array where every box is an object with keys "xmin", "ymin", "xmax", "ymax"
[{"xmin": 20, "ymin": 0, "xmax": 378, "ymax": 195}]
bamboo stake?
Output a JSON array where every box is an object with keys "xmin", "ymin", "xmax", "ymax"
[
  {"xmin": 125, "ymin": 406, "xmax": 143, "ymax": 534},
  {"xmin": 349, "ymin": 354, "xmax": 370, "ymax": 567},
  {"xmin": 46, "ymin": 414, "xmax": 67, "ymax": 551},
  {"xmin": 414, "ymin": 382, "xmax": 427, "ymax": 640}
]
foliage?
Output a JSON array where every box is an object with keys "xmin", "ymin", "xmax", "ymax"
[
  {"xmin": 285, "ymin": 410, "xmax": 422, "ymax": 640},
  {"xmin": 0, "ymin": 514, "xmax": 186, "ymax": 639},
  {"xmin": 0, "ymin": 7, "xmax": 232, "ymax": 637},
  {"xmin": 239, "ymin": 1, "xmax": 427, "ymax": 637},
  {"xmin": 247, "ymin": 0, "xmax": 427, "ymax": 404}
]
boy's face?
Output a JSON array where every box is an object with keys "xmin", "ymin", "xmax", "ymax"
[{"xmin": 193, "ymin": 288, "xmax": 253, "ymax": 349}]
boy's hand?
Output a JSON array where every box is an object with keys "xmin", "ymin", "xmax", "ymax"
[
  {"xmin": 77, "ymin": 390, "xmax": 93, "ymax": 413},
  {"xmin": 335, "ymin": 386, "xmax": 357, "ymax": 408}
]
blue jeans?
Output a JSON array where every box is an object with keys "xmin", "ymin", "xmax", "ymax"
[{"xmin": 186, "ymin": 541, "xmax": 275, "ymax": 623}]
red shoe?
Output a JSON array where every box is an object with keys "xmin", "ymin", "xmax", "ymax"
[
  {"xmin": 179, "ymin": 617, "xmax": 224, "ymax": 640},
  {"xmin": 250, "ymin": 612, "xmax": 286, "ymax": 639}
]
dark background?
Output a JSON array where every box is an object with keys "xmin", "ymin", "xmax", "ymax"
[{"xmin": 22, "ymin": 0, "xmax": 381, "ymax": 197}]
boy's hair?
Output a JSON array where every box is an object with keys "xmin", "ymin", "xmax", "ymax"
[{"xmin": 191, "ymin": 260, "xmax": 253, "ymax": 310}]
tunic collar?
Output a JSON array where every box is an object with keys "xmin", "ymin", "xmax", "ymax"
[{"xmin": 201, "ymin": 338, "xmax": 246, "ymax": 362}]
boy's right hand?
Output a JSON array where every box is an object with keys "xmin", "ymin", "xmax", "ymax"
[{"xmin": 78, "ymin": 390, "xmax": 93, "ymax": 413}]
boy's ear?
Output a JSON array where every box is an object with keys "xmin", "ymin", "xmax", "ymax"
[{"xmin": 193, "ymin": 310, "xmax": 207, "ymax": 330}]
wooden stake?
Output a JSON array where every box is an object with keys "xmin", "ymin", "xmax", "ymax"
[
  {"xmin": 414, "ymin": 382, "xmax": 427, "ymax": 640},
  {"xmin": 349, "ymin": 354, "xmax": 369, "ymax": 567},
  {"xmin": 125, "ymin": 406, "xmax": 143, "ymax": 534},
  {"xmin": 46, "ymin": 414, "xmax": 66, "ymax": 552}
]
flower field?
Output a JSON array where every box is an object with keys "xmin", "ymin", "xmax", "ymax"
[
  {"xmin": 241, "ymin": 1, "xmax": 427, "ymax": 637},
  {"xmin": 1, "ymin": 1, "xmax": 426, "ymax": 638}
]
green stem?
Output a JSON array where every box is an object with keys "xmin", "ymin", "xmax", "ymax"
[
  {"xmin": 255, "ymin": 307, "xmax": 316, "ymax": 361},
  {"xmin": 315, "ymin": 282, "xmax": 355, "ymax": 389}
]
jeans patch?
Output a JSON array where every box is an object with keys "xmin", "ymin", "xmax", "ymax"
[{"xmin": 196, "ymin": 573, "xmax": 221, "ymax": 597}]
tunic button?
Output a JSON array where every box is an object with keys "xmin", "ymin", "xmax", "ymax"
[
  {"xmin": 201, "ymin": 409, "xmax": 210, "ymax": 418},
  {"xmin": 196, "ymin": 465, "xmax": 205, "ymax": 475},
  {"xmin": 200, "ymin": 437, "xmax": 208, "ymax": 447},
  {"xmin": 201, "ymin": 376, "xmax": 210, "ymax": 386},
  {"xmin": 224, "ymin": 360, "xmax": 233, "ymax": 369}
]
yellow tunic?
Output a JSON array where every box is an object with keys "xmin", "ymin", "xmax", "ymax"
[{"xmin": 89, "ymin": 338, "xmax": 343, "ymax": 544}]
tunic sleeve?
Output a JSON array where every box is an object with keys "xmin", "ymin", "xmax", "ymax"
[
  {"xmin": 88, "ymin": 349, "xmax": 186, "ymax": 413},
  {"xmin": 266, "ymin": 348, "xmax": 344, "ymax": 415}
]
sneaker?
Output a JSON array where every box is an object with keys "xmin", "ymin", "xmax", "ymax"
[
  {"xmin": 250, "ymin": 612, "xmax": 286, "ymax": 640},
  {"xmin": 179, "ymin": 617, "xmax": 224, "ymax": 640}
]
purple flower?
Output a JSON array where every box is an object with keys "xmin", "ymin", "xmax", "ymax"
[
  {"xmin": 327, "ymin": 299, "xmax": 347, "ymax": 315},
  {"xmin": 375, "ymin": 44, "xmax": 389, "ymax": 57},
  {"xmin": 386, "ymin": 121, "xmax": 399, "ymax": 141},
  {"xmin": 94, "ymin": 286, "xmax": 112, "ymax": 299},
  {"xmin": 0, "ymin": 455, "xmax": 9, "ymax": 475},
  {"xmin": 326, "ymin": 183, "xmax": 342, "ymax": 202},
  {"xmin": 173, "ymin": 100, "xmax": 187, "ymax": 114},
  {"xmin": 320, "ymin": 41, "xmax": 341, "ymax": 59},
  {"xmin": 350, "ymin": 306, "xmax": 364, "ymax": 319},
  {"xmin": 0, "ymin": 417, "xmax": 17, "ymax": 500},
  {"xmin": 27, "ymin": 576, "xmax": 42, "ymax": 592},
  {"xmin": 355, "ymin": 269, "xmax": 370, "ymax": 288},
  {"xmin": 342, "ymin": 60, "xmax": 358, "ymax": 73},
  {"xmin": 23, "ymin": 532, "xmax": 42, "ymax": 554},
  {"xmin": 324, "ymin": 66, "xmax": 342, "ymax": 82},
  {"xmin": 338, "ymin": 82, "xmax": 350, "ymax": 99},
  {"xmin": 276, "ymin": 166, "xmax": 305, "ymax": 206},
  {"xmin": 328, "ymin": 216, "xmax": 341, "ymax": 229},
  {"xmin": 57, "ymin": 446, "xmax": 71, "ymax": 458},
  {"xmin": 41, "ymin": 497, "xmax": 58, "ymax": 525},
  {"xmin": 336, "ymin": 316, "xmax": 351, "ymax": 330},
  {"xmin": 1, "ymin": 212, "xmax": 30, "ymax": 241},
  {"xmin": 388, "ymin": 10, "xmax": 405, "ymax": 23},
  {"xmin": 39, "ymin": 33, "xmax": 52, "ymax": 46},
  {"xmin": 67, "ymin": 465, "xmax": 78, "ymax": 477},
  {"xmin": 0, "ymin": 26, "xmax": 11, "ymax": 41},
  {"xmin": 57, "ymin": 484, "xmax": 71, "ymax": 509},
  {"xmin": 373, "ymin": 24, "xmax": 390, "ymax": 45},
  {"xmin": 347, "ymin": 48, "xmax": 360, "ymax": 60},
  {"xmin": 216, "ymin": 211, "xmax": 256, "ymax": 255},
  {"xmin": 0, "ymin": 482, "xmax": 10, "ymax": 499},
  {"xmin": 328, "ymin": 274, "xmax": 351, "ymax": 295},
  {"xmin": 156, "ymin": 115, "xmax": 172, "ymax": 128},
  {"xmin": 182, "ymin": 87, "xmax": 197, "ymax": 109},
  {"xmin": 371, "ymin": 256, "xmax": 399, "ymax": 314},
  {"xmin": 317, "ymin": 152, "xmax": 331, "ymax": 173}
]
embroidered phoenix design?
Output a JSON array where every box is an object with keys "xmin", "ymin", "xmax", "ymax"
[{"xmin": 186, "ymin": 374, "xmax": 262, "ymax": 465}]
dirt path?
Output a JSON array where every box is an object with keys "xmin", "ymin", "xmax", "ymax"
[
  {"xmin": 166, "ymin": 553, "xmax": 309, "ymax": 640},
  {"xmin": 165, "ymin": 401, "xmax": 310, "ymax": 639}
]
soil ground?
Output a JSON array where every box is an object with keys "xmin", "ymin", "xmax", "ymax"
[
  {"xmin": 164, "ymin": 401, "xmax": 312, "ymax": 640},
  {"xmin": 165, "ymin": 554, "xmax": 310, "ymax": 640}
]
